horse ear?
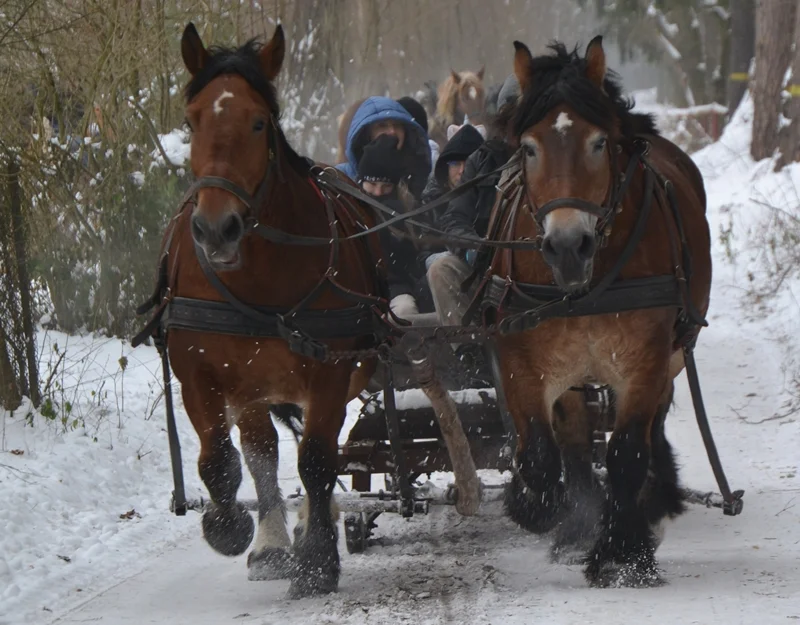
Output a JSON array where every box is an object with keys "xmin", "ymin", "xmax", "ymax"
[
  {"xmin": 513, "ymin": 41, "xmax": 534, "ymax": 93},
  {"xmin": 260, "ymin": 24, "xmax": 285, "ymax": 81},
  {"xmin": 585, "ymin": 35, "xmax": 606, "ymax": 89},
  {"xmin": 181, "ymin": 23, "xmax": 209, "ymax": 76},
  {"xmin": 446, "ymin": 124, "xmax": 461, "ymax": 141},
  {"xmin": 450, "ymin": 69, "xmax": 462, "ymax": 84},
  {"xmin": 477, "ymin": 65, "xmax": 485, "ymax": 81}
]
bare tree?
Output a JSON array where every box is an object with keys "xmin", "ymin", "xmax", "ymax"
[
  {"xmin": 778, "ymin": 3, "xmax": 800, "ymax": 168},
  {"xmin": 751, "ymin": 0, "xmax": 796, "ymax": 161}
]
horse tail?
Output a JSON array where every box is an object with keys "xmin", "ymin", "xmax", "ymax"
[{"xmin": 269, "ymin": 403, "xmax": 304, "ymax": 442}]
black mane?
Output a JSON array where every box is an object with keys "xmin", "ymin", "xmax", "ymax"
[
  {"xmin": 185, "ymin": 39, "xmax": 310, "ymax": 173},
  {"xmin": 507, "ymin": 41, "xmax": 658, "ymax": 141}
]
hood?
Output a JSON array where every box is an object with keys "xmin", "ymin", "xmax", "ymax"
[
  {"xmin": 345, "ymin": 96, "xmax": 431, "ymax": 171},
  {"xmin": 497, "ymin": 73, "xmax": 521, "ymax": 109},
  {"xmin": 434, "ymin": 124, "xmax": 485, "ymax": 184}
]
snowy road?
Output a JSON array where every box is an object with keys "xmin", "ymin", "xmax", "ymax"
[
  {"xmin": 50, "ymin": 492, "xmax": 800, "ymax": 625},
  {"xmin": 42, "ymin": 288, "xmax": 800, "ymax": 624}
]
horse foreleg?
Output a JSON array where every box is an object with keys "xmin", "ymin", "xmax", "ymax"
[
  {"xmin": 497, "ymin": 348, "xmax": 566, "ymax": 533},
  {"xmin": 182, "ymin": 383, "xmax": 254, "ymax": 557},
  {"xmin": 238, "ymin": 404, "xmax": 293, "ymax": 581},
  {"xmin": 288, "ymin": 365, "xmax": 350, "ymax": 599},
  {"xmin": 584, "ymin": 360, "xmax": 671, "ymax": 588},
  {"xmin": 642, "ymin": 380, "xmax": 687, "ymax": 550},
  {"xmin": 550, "ymin": 389, "xmax": 604, "ymax": 564}
]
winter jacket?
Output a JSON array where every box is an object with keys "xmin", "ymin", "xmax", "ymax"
[
  {"xmin": 420, "ymin": 124, "xmax": 485, "ymax": 230},
  {"xmin": 438, "ymin": 139, "xmax": 512, "ymax": 257},
  {"xmin": 374, "ymin": 195, "xmax": 427, "ymax": 302},
  {"xmin": 335, "ymin": 96, "xmax": 432, "ymax": 201}
]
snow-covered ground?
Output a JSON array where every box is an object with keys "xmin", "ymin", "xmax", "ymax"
[{"xmin": 2, "ymin": 94, "xmax": 800, "ymax": 624}]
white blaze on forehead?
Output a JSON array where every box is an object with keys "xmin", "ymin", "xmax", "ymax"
[
  {"xmin": 553, "ymin": 111, "xmax": 573, "ymax": 135},
  {"xmin": 468, "ymin": 86, "xmax": 477, "ymax": 100},
  {"xmin": 213, "ymin": 90, "xmax": 234, "ymax": 115}
]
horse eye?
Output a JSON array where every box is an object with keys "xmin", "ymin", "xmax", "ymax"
[
  {"xmin": 593, "ymin": 137, "xmax": 607, "ymax": 152},
  {"xmin": 253, "ymin": 119, "xmax": 266, "ymax": 132},
  {"xmin": 524, "ymin": 144, "xmax": 537, "ymax": 158}
]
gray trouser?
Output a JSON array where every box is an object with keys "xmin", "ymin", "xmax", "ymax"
[{"xmin": 426, "ymin": 252, "xmax": 474, "ymax": 327}]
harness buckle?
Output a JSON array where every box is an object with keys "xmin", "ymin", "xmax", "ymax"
[{"xmin": 276, "ymin": 314, "xmax": 329, "ymax": 362}]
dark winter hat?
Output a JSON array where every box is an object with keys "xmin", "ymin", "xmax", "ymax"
[
  {"xmin": 396, "ymin": 96, "xmax": 429, "ymax": 133},
  {"xmin": 434, "ymin": 124, "xmax": 485, "ymax": 183},
  {"xmin": 497, "ymin": 73, "xmax": 521, "ymax": 109},
  {"xmin": 358, "ymin": 134, "xmax": 406, "ymax": 185}
]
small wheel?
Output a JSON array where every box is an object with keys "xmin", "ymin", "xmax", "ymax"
[{"xmin": 344, "ymin": 512, "xmax": 368, "ymax": 554}]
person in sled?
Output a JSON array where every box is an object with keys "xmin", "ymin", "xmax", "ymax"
[
  {"xmin": 426, "ymin": 73, "xmax": 520, "ymax": 327},
  {"xmin": 397, "ymin": 95, "xmax": 442, "ymax": 168},
  {"xmin": 336, "ymin": 95, "xmax": 432, "ymax": 203},
  {"xmin": 356, "ymin": 134, "xmax": 427, "ymax": 319},
  {"xmin": 421, "ymin": 122, "xmax": 486, "ymax": 264}
]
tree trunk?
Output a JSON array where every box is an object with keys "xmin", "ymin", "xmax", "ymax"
[
  {"xmin": 7, "ymin": 156, "xmax": 40, "ymax": 407},
  {"xmin": 727, "ymin": 0, "xmax": 755, "ymax": 114},
  {"xmin": 777, "ymin": 4, "xmax": 800, "ymax": 168},
  {"xmin": 0, "ymin": 330, "xmax": 21, "ymax": 412},
  {"xmin": 751, "ymin": 0, "xmax": 796, "ymax": 161}
]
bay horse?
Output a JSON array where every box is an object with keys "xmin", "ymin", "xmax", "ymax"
[
  {"xmin": 429, "ymin": 68, "xmax": 486, "ymax": 147},
  {"xmin": 156, "ymin": 24, "xmax": 383, "ymax": 598},
  {"xmin": 484, "ymin": 38, "xmax": 711, "ymax": 586}
]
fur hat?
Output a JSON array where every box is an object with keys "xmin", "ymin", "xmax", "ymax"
[{"xmin": 358, "ymin": 134, "xmax": 406, "ymax": 185}]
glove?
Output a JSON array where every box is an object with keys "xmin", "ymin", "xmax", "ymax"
[{"xmin": 390, "ymin": 293, "xmax": 419, "ymax": 318}]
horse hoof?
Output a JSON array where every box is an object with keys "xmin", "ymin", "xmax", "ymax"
[
  {"xmin": 202, "ymin": 502, "xmax": 254, "ymax": 556},
  {"xmin": 584, "ymin": 555, "xmax": 664, "ymax": 588},
  {"xmin": 247, "ymin": 547, "xmax": 293, "ymax": 581},
  {"xmin": 504, "ymin": 473, "xmax": 565, "ymax": 534},
  {"xmin": 287, "ymin": 571, "xmax": 339, "ymax": 599}
]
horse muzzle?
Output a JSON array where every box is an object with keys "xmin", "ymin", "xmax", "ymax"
[
  {"xmin": 541, "ymin": 220, "xmax": 597, "ymax": 292},
  {"xmin": 191, "ymin": 209, "xmax": 245, "ymax": 271}
]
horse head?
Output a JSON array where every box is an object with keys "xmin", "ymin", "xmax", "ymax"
[
  {"xmin": 505, "ymin": 37, "xmax": 657, "ymax": 292},
  {"xmin": 180, "ymin": 23, "xmax": 286, "ymax": 271}
]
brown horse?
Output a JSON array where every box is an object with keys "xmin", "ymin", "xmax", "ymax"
[
  {"xmin": 429, "ymin": 68, "xmax": 486, "ymax": 147},
  {"xmin": 485, "ymin": 38, "xmax": 711, "ymax": 587},
  {"xmin": 163, "ymin": 24, "xmax": 382, "ymax": 598}
]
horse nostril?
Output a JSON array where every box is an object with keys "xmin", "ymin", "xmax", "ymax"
[
  {"xmin": 541, "ymin": 236, "xmax": 558, "ymax": 263},
  {"xmin": 191, "ymin": 214, "xmax": 209, "ymax": 244},
  {"xmin": 577, "ymin": 233, "xmax": 596, "ymax": 260},
  {"xmin": 542, "ymin": 230, "xmax": 595, "ymax": 265},
  {"xmin": 220, "ymin": 212, "xmax": 244, "ymax": 244}
]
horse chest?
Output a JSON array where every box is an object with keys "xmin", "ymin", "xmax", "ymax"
[{"xmin": 537, "ymin": 314, "xmax": 639, "ymax": 381}]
